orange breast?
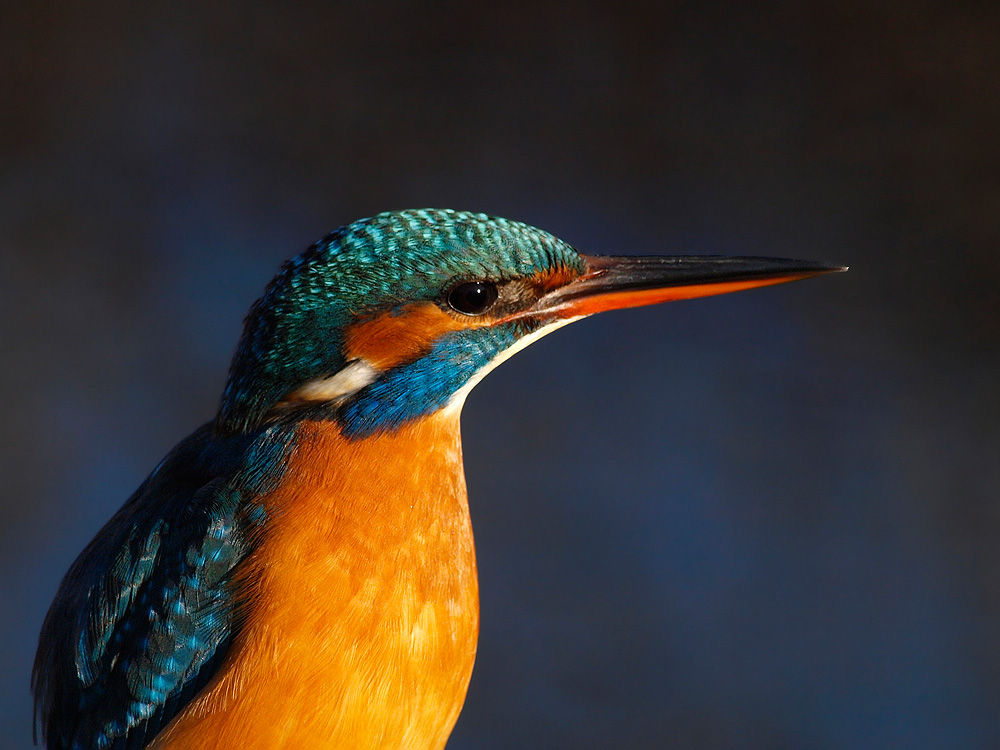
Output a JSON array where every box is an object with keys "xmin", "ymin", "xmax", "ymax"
[{"xmin": 150, "ymin": 409, "xmax": 479, "ymax": 750}]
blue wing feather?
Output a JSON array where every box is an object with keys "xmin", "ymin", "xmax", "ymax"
[{"xmin": 33, "ymin": 423, "xmax": 295, "ymax": 750}]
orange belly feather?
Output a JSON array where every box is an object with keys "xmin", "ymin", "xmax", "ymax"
[{"xmin": 149, "ymin": 409, "xmax": 479, "ymax": 750}]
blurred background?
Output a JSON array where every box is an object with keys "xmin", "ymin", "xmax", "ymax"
[{"xmin": 2, "ymin": 1, "xmax": 998, "ymax": 748}]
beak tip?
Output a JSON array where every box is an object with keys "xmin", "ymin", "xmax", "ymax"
[{"xmin": 810, "ymin": 262, "xmax": 849, "ymax": 276}]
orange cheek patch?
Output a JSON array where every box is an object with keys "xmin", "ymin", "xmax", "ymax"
[{"xmin": 344, "ymin": 303, "xmax": 475, "ymax": 371}]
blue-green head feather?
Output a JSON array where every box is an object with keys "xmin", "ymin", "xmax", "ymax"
[{"xmin": 218, "ymin": 209, "xmax": 587, "ymax": 436}]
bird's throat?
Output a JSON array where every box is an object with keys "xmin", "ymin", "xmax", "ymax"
[{"xmin": 150, "ymin": 410, "xmax": 479, "ymax": 750}]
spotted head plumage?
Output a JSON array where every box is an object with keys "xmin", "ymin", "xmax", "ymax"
[{"xmin": 218, "ymin": 209, "xmax": 588, "ymax": 437}]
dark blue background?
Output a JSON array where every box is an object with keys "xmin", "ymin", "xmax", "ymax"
[{"xmin": 2, "ymin": 2, "xmax": 998, "ymax": 748}]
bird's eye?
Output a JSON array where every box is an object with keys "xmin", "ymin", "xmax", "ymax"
[{"xmin": 447, "ymin": 281, "xmax": 499, "ymax": 315}]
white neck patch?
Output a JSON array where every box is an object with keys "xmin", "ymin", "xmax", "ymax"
[{"xmin": 284, "ymin": 359, "xmax": 379, "ymax": 405}]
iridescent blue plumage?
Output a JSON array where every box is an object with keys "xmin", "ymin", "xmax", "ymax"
[
  {"xmin": 338, "ymin": 323, "xmax": 526, "ymax": 438},
  {"xmin": 33, "ymin": 424, "xmax": 295, "ymax": 749}
]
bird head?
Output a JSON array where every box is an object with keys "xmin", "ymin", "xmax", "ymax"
[{"xmin": 217, "ymin": 209, "xmax": 842, "ymax": 437}]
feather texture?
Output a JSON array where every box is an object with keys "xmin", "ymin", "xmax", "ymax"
[
  {"xmin": 33, "ymin": 424, "xmax": 294, "ymax": 749},
  {"xmin": 147, "ymin": 410, "xmax": 478, "ymax": 750}
]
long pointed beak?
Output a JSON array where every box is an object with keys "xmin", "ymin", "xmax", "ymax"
[{"xmin": 533, "ymin": 254, "xmax": 847, "ymax": 318}]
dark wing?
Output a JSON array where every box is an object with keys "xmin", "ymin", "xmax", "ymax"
[{"xmin": 32, "ymin": 426, "xmax": 274, "ymax": 750}]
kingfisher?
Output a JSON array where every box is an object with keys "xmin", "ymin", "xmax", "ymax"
[{"xmin": 33, "ymin": 209, "xmax": 843, "ymax": 750}]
